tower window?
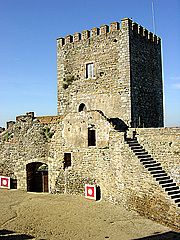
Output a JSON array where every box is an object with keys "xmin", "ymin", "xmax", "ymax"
[
  {"xmin": 78, "ymin": 103, "xmax": 87, "ymax": 112},
  {"xmin": 88, "ymin": 128, "xmax": 96, "ymax": 146},
  {"xmin": 86, "ymin": 63, "xmax": 94, "ymax": 79},
  {"xmin": 63, "ymin": 153, "xmax": 71, "ymax": 170}
]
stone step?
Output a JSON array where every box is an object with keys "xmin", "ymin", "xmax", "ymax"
[
  {"xmin": 124, "ymin": 138, "xmax": 131, "ymax": 141},
  {"xmin": 140, "ymin": 158, "xmax": 154, "ymax": 162},
  {"xmin": 126, "ymin": 139, "xmax": 180, "ymax": 206},
  {"xmin": 150, "ymin": 170, "xmax": 166, "ymax": 175},
  {"xmin": 171, "ymin": 194, "xmax": 180, "ymax": 199},
  {"xmin": 130, "ymin": 146, "xmax": 143, "ymax": 150},
  {"xmin": 147, "ymin": 166, "xmax": 163, "ymax": 171},
  {"xmin": 142, "ymin": 160, "xmax": 157, "ymax": 165},
  {"xmin": 175, "ymin": 198, "xmax": 180, "ymax": 203},
  {"xmin": 164, "ymin": 186, "xmax": 179, "ymax": 192},
  {"xmin": 128, "ymin": 143, "xmax": 140, "ymax": 147},
  {"xmin": 134, "ymin": 151, "xmax": 148, "ymax": 155},
  {"xmin": 128, "ymin": 142, "xmax": 139, "ymax": 145},
  {"xmin": 167, "ymin": 190, "xmax": 180, "ymax": 195},
  {"xmin": 132, "ymin": 148, "xmax": 145, "ymax": 152},
  {"xmin": 144, "ymin": 163, "xmax": 161, "ymax": 168},
  {"xmin": 158, "ymin": 179, "xmax": 173, "ymax": 184},
  {"xmin": 137, "ymin": 155, "xmax": 152, "ymax": 159},
  {"xmin": 127, "ymin": 138, "xmax": 138, "ymax": 142},
  {"xmin": 154, "ymin": 174, "xmax": 169, "ymax": 180},
  {"xmin": 161, "ymin": 183, "xmax": 176, "ymax": 188}
]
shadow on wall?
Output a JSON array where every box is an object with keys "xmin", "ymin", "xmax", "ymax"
[
  {"xmin": 0, "ymin": 229, "xmax": 34, "ymax": 239},
  {"xmin": 108, "ymin": 118, "xmax": 128, "ymax": 131},
  {"xmin": 96, "ymin": 110, "xmax": 128, "ymax": 131},
  {"xmin": 132, "ymin": 231, "xmax": 180, "ymax": 240}
]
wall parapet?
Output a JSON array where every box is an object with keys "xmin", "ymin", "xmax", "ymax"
[
  {"xmin": 57, "ymin": 18, "xmax": 161, "ymax": 48},
  {"xmin": 36, "ymin": 115, "xmax": 63, "ymax": 124},
  {"xmin": 16, "ymin": 112, "xmax": 35, "ymax": 123},
  {"xmin": 0, "ymin": 112, "xmax": 64, "ymax": 133}
]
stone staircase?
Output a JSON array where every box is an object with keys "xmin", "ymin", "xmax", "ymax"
[{"xmin": 125, "ymin": 137, "xmax": 180, "ymax": 207}]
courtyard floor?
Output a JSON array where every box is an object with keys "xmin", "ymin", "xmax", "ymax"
[{"xmin": 0, "ymin": 189, "xmax": 179, "ymax": 240}]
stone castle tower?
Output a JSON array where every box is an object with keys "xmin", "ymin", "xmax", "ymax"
[
  {"xmin": 0, "ymin": 18, "xmax": 180, "ymax": 229},
  {"xmin": 57, "ymin": 18, "xmax": 163, "ymax": 128}
]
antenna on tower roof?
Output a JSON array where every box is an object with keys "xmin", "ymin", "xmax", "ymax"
[{"xmin": 152, "ymin": 1, "xmax": 156, "ymax": 34}]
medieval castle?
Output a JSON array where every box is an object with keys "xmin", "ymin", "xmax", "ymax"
[{"xmin": 0, "ymin": 18, "xmax": 179, "ymax": 229}]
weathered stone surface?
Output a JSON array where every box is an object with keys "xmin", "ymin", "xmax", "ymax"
[
  {"xmin": 57, "ymin": 18, "xmax": 163, "ymax": 128},
  {"xmin": 0, "ymin": 18, "xmax": 179, "ymax": 230}
]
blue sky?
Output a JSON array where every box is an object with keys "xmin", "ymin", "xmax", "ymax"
[{"xmin": 0, "ymin": 0, "xmax": 179, "ymax": 127}]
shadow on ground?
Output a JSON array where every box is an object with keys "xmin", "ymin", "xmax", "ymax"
[
  {"xmin": 0, "ymin": 229, "xmax": 34, "ymax": 240},
  {"xmin": 133, "ymin": 231, "xmax": 180, "ymax": 240}
]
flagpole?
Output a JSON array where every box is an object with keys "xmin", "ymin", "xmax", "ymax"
[{"xmin": 152, "ymin": 1, "xmax": 156, "ymax": 34}]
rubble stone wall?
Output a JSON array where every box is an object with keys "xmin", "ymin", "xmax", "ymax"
[
  {"xmin": 130, "ymin": 24, "xmax": 163, "ymax": 127},
  {"xmin": 133, "ymin": 128, "xmax": 180, "ymax": 186},
  {"xmin": 0, "ymin": 113, "xmax": 179, "ymax": 229},
  {"xmin": 57, "ymin": 18, "xmax": 163, "ymax": 128}
]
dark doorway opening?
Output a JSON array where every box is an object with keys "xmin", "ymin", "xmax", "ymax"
[
  {"xmin": 63, "ymin": 153, "xmax": 71, "ymax": 170},
  {"xmin": 10, "ymin": 179, "xmax": 17, "ymax": 189},
  {"xmin": 88, "ymin": 128, "xmax": 96, "ymax": 146},
  {"xmin": 96, "ymin": 186, "xmax": 101, "ymax": 201},
  {"xmin": 26, "ymin": 162, "xmax": 48, "ymax": 192}
]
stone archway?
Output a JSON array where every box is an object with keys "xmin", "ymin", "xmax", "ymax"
[{"xmin": 26, "ymin": 162, "xmax": 48, "ymax": 192}]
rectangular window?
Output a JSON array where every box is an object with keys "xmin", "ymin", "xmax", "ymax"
[
  {"xmin": 86, "ymin": 63, "xmax": 94, "ymax": 79},
  {"xmin": 88, "ymin": 128, "xmax": 96, "ymax": 146},
  {"xmin": 63, "ymin": 153, "xmax": 71, "ymax": 170}
]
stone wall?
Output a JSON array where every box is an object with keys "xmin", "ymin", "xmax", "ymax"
[
  {"xmin": 52, "ymin": 122, "xmax": 180, "ymax": 230},
  {"xmin": 130, "ymin": 24, "xmax": 163, "ymax": 127},
  {"xmin": 0, "ymin": 112, "xmax": 179, "ymax": 230},
  {"xmin": 132, "ymin": 128, "xmax": 180, "ymax": 186},
  {"xmin": 119, "ymin": 134, "xmax": 179, "ymax": 230},
  {"xmin": 57, "ymin": 18, "xmax": 132, "ymax": 125},
  {"xmin": 50, "ymin": 110, "xmax": 115, "ymax": 197},
  {"xmin": 57, "ymin": 18, "xmax": 163, "ymax": 128},
  {"xmin": 0, "ymin": 113, "xmax": 54, "ymax": 189}
]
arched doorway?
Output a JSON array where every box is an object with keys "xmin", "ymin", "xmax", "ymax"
[{"xmin": 26, "ymin": 162, "xmax": 48, "ymax": 192}]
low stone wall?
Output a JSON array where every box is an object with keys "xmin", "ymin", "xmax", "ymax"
[
  {"xmin": 0, "ymin": 114, "xmax": 179, "ymax": 230},
  {"xmin": 52, "ymin": 127, "xmax": 180, "ymax": 230},
  {"xmin": 120, "ymin": 137, "xmax": 180, "ymax": 230},
  {"xmin": 0, "ymin": 113, "xmax": 53, "ymax": 186},
  {"xmin": 131, "ymin": 128, "xmax": 180, "ymax": 186}
]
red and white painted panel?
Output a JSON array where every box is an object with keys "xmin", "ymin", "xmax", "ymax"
[
  {"xmin": 85, "ymin": 184, "xmax": 96, "ymax": 200},
  {"xmin": 0, "ymin": 176, "xmax": 10, "ymax": 189}
]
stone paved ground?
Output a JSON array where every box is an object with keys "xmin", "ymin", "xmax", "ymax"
[{"xmin": 0, "ymin": 189, "xmax": 179, "ymax": 240}]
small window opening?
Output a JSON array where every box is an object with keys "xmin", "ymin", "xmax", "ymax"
[
  {"xmin": 79, "ymin": 103, "xmax": 87, "ymax": 112},
  {"xmin": 86, "ymin": 63, "xmax": 94, "ymax": 79},
  {"xmin": 88, "ymin": 128, "xmax": 96, "ymax": 146},
  {"xmin": 63, "ymin": 153, "xmax": 71, "ymax": 170}
]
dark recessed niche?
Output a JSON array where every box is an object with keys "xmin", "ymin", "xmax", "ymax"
[
  {"xmin": 78, "ymin": 103, "xmax": 87, "ymax": 112},
  {"xmin": 113, "ymin": 39, "xmax": 117, "ymax": 42}
]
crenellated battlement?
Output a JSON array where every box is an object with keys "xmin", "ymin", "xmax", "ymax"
[
  {"xmin": 57, "ymin": 18, "xmax": 161, "ymax": 48},
  {"xmin": 132, "ymin": 22, "xmax": 160, "ymax": 43},
  {"xmin": 0, "ymin": 113, "xmax": 63, "ymax": 133}
]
